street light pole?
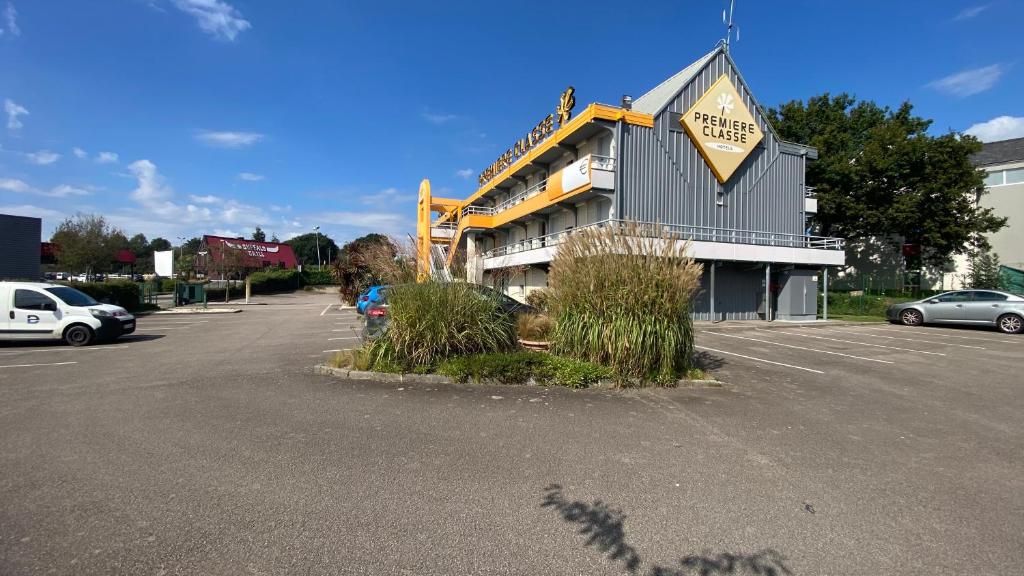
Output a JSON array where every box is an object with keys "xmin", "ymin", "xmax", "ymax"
[{"xmin": 314, "ymin": 226, "xmax": 322, "ymax": 271}]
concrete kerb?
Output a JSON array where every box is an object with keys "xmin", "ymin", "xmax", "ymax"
[{"xmin": 313, "ymin": 365, "xmax": 723, "ymax": 389}]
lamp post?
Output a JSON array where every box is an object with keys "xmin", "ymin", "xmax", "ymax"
[
  {"xmin": 313, "ymin": 225, "xmax": 322, "ymax": 271},
  {"xmin": 174, "ymin": 236, "xmax": 187, "ymax": 307}
]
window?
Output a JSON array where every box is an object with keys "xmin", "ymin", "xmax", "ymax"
[
  {"xmin": 984, "ymin": 170, "xmax": 1004, "ymax": 187},
  {"xmin": 936, "ymin": 291, "xmax": 971, "ymax": 303},
  {"xmin": 1006, "ymin": 168, "xmax": 1024, "ymax": 185},
  {"xmin": 15, "ymin": 289, "xmax": 57, "ymax": 311},
  {"xmin": 972, "ymin": 291, "xmax": 1008, "ymax": 301},
  {"xmin": 45, "ymin": 286, "xmax": 97, "ymax": 306}
]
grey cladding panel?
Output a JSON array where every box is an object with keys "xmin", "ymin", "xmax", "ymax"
[
  {"xmin": 0, "ymin": 214, "xmax": 42, "ymax": 280},
  {"xmin": 620, "ymin": 52, "xmax": 806, "ymax": 236}
]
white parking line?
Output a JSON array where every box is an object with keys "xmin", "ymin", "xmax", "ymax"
[
  {"xmin": 0, "ymin": 345, "xmax": 132, "ymax": 357},
  {"xmin": 706, "ymin": 331, "xmax": 894, "ymax": 364},
  {"xmin": 135, "ymin": 327, "xmax": 186, "ymax": 331},
  {"xmin": 860, "ymin": 325, "xmax": 1020, "ymax": 345},
  {"xmin": 319, "ymin": 304, "xmax": 335, "ymax": 316},
  {"xmin": 695, "ymin": 345, "xmax": 824, "ymax": 374},
  {"xmin": 328, "ymin": 336, "xmax": 361, "ymax": 341},
  {"xmin": 831, "ymin": 327, "xmax": 985, "ymax": 349},
  {"xmin": 322, "ymin": 349, "xmax": 342, "ymax": 353},
  {"xmin": 0, "ymin": 361, "xmax": 77, "ymax": 369},
  {"xmin": 764, "ymin": 329, "xmax": 947, "ymax": 356}
]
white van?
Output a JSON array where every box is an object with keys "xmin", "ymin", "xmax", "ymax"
[{"xmin": 0, "ymin": 282, "xmax": 136, "ymax": 346}]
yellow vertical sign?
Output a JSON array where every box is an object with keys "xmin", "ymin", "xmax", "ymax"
[{"xmin": 680, "ymin": 75, "xmax": 764, "ymax": 183}]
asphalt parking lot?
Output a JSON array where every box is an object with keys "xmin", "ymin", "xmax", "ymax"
[{"xmin": 1, "ymin": 293, "xmax": 1022, "ymax": 575}]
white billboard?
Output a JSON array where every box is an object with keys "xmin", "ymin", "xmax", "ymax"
[{"xmin": 154, "ymin": 250, "xmax": 173, "ymax": 277}]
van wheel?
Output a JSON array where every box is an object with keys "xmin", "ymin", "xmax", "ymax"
[
  {"xmin": 64, "ymin": 325, "xmax": 94, "ymax": 347},
  {"xmin": 997, "ymin": 314, "xmax": 1023, "ymax": 334}
]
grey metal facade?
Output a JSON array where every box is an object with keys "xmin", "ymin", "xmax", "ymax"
[
  {"xmin": 618, "ymin": 50, "xmax": 809, "ymax": 237},
  {"xmin": 0, "ymin": 214, "xmax": 42, "ymax": 280}
]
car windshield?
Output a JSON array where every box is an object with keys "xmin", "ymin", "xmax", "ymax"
[{"xmin": 45, "ymin": 286, "xmax": 99, "ymax": 307}]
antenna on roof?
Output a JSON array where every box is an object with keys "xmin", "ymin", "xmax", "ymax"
[{"xmin": 722, "ymin": 0, "xmax": 739, "ymax": 52}]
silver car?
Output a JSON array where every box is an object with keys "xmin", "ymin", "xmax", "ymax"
[{"xmin": 886, "ymin": 290, "xmax": 1024, "ymax": 334}]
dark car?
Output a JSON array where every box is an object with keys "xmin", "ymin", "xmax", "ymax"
[{"xmin": 360, "ymin": 283, "xmax": 538, "ymax": 341}]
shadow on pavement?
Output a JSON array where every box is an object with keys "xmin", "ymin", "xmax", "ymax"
[
  {"xmin": 542, "ymin": 484, "xmax": 792, "ymax": 576},
  {"xmin": 693, "ymin": 351, "xmax": 726, "ymax": 372}
]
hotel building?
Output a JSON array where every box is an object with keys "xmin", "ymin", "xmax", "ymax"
[{"xmin": 416, "ymin": 43, "xmax": 845, "ymax": 321}]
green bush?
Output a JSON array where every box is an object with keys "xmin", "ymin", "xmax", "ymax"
[
  {"xmin": 819, "ymin": 291, "xmax": 915, "ymax": 318},
  {"xmin": 246, "ymin": 268, "xmax": 301, "ymax": 293},
  {"xmin": 548, "ymin": 222, "xmax": 703, "ymax": 383},
  {"xmin": 366, "ymin": 281, "xmax": 517, "ymax": 369},
  {"xmin": 437, "ymin": 352, "xmax": 611, "ymax": 388},
  {"xmin": 61, "ymin": 281, "xmax": 143, "ymax": 312},
  {"xmin": 301, "ymin": 269, "xmax": 337, "ymax": 285}
]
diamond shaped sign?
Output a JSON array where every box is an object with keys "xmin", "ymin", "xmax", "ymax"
[{"xmin": 680, "ymin": 74, "xmax": 764, "ymax": 183}]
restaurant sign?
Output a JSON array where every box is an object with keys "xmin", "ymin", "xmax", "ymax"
[
  {"xmin": 680, "ymin": 74, "xmax": 764, "ymax": 183},
  {"xmin": 478, "ymin": 87, "xmax": 576, "ymax": 186}
]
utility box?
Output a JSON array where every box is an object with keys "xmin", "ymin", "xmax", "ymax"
[
  {"xmin": 776, "ymin": 269, "xmax": 818, "ymax": 321},
  {"xmin": 176, "ymin": 283, "xmax": 206, "ymax": 305}
]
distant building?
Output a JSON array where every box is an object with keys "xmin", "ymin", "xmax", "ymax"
[
  {"xmin": 0, "ymin": 214, "xmax": 42, "ymax": 280},
  {"xmin": 944, "ymin": 137, "xmax": 1024, "ymax": 289},
  {"xmin": 196, "ymin": 235, "xmax": 298, "ymax": 279}
]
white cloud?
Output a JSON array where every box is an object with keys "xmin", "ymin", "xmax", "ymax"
[
  {"xmin": 359, "ymin": 187, "xmax": 416, "ymax": 205},
  {"xmin": 0, "ymin": 177, "xmax": 91, "ymax": 197},
  {"xmin": 4, "ymin": 98, "xmax": 28, "ymax": 131},
  {"xmin": 317, "ymin": 210, "xmax": 413, "ymax": 234},
  {"xmin": 195, "ymin": 130, "xmax": 264, "ymax": 148},
  {"xmin": 456, "ymin": 168, "xmax": 473, "ymax": 179},
  {"xmin": 189, "ymin": 194, "xmax": 221, "ymax": 204},
  {"xmin": 213, "ymin": 228, "xmax": 242, "ymax": 238},
  {"xmin": 95, "ymin": 151, "xmax": 119, "ymax": 164},
  {"xmin": 24, "ymin": 149, "xmax": 61, "ymax": 165},
  {"xmin": 965, "ymin": 115, "xmax": 1024, "ymax": 142},
  {"xmin": 953, "ymin": 5, "xmax": 988, "ymax": 21},
  {"xmin": 0, "ymin": 177, "xmax": 31, "ymax": 193},
  {"xmin": 0, "ymin": 205, "xmax": 66, "ymax": 223},
  {"xmin": 3, "ymin": 2, "xmax": 19, "ymax": 37},
  {"xmin": 236, "ymin": 172, "xmax": 264, "ymax": 181},
  {"xmin": 72, "ymin": 147, "xmax": 88, "ymax": 159},
  {"xmin": 171, "ymin": 0, "xmax": 250, "ymax": 41},
  {"xmin": 421, "ymin": 111, "xmax": 457, "ymax": 125},
  {"xmin": 128, "ymin": 159, "xmax": 176, "ymax": 216},
  {"xmin": 927, "ymin": 64, "xmax": 1004, "ymax": 97}
]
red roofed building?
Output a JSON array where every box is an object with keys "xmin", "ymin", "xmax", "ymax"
[{"xmin": 198, "ymin": 235, "xmax": 299, "ymax": 278}]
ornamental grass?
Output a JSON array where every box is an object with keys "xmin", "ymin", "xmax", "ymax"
[
  {"xmin": 547, "ymin": 221, "xmax": 703, "ymax": 383},
  {"xmin": 366, "ymin": 281, "xmax": 517, "ymax": 369}
]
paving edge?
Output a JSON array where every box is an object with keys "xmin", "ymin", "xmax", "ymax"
[
  {"xmin": 146, "ymin": 308, "xmax": 244, "ymax": 315},
  {"xmin": 312, "ymin": 365, "xmax": 723, "ymax": 389}
]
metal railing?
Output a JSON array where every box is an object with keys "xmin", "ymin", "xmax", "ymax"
[
  {"xmin": 461, "ymin": 204, "xmax": 495, "ymax": 218},
  {"xmin": 590, "ymin": 154, "xmax": 616, "ymax": 171},
  {"xmin": 483, "ymin": 219, "xmax": 845, "ymax": 258},
  {"xmin": 495, "ymin": 178, "xmax": 548, "ymax": 213},
  {"xmin": 804, "ymin": 186, "xmax": 816, "ymax": 198},
  {"xmin": 429, "ymin": 220, "xmax": 458, "ymax": 230}
]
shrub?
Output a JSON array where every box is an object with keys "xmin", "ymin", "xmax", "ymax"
[
  {"xmin": 525, "ymin": 288, "xmax": 551, "ymax": 312},
  {"xmin": 301, "ymin": 269, "xmax": 337, "ymax": 286},
  {"xmin": 366, "ymin": 281, "xmax": 517, "ymax": 369},
  {"xmin": 437, "ymin": 352, "xmax": 611, "ymax": 388},
  {"xmin": 516, "ymin": 313, "xmax": 553, "ymax": 341},
  {"xmin": 61, "ymin": 280, "xmax": 143, "ymax": 312},
  {"xmin": 548, "ymin": 221, "xmax": 703, "ymax": 383}
]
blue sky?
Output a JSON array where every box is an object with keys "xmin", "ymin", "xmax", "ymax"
[{"xmin": 1, "ymin": 0, "xmax": 1022, "ymax": 243}]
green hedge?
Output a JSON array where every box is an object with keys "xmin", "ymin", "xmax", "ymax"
[
  {"xmin": 300, "ymin": 269, "xmax": 337, "ymax": 285},
  {"xmin": 819, "ymin": 292, "xmax": 916, "ymax": 318},
  {"xmin": 61, "ymin": 281, "xmax": 143, "ymax": 312}
]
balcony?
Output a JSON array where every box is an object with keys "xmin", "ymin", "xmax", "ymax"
[{"xmin": 482, "ymin": 219, "xmax": 846, "ymax": 269}]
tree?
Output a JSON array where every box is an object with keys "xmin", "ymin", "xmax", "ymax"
[
  {"xmin": 767, "ymin": 94, "xmax": 1005, "ymax": 268},
  {"xmin": 330, "ymin": 234, "xmax": 400, "ymax": 303},
  {"xmin": 966, "ymin": 247, "xmax": 1002, "ymax": 290},
  {"xmin": 252, "ymin": 226, "xmax": 266, "ymax": 242},
  {"xmin": 128, "ymin": 233, "xmax": 149, "ymax": 257},
  {"xmin": 150, "ymin": 237, "xmax": 172, "ymax": 252},
  {"xmin": 50, "ymin": 214, "xmax": 125, "ymax": 274},
  {"xmin": 270, "ymin": 233, "xmax": 280, "ymax": 243},
  {"xmin": 285, "ymin": 232, "xmax": 340, "ymax": 266},
  {"xmin": 180, "ymin": 237, "xmax": 203, "ymax": 254}
]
